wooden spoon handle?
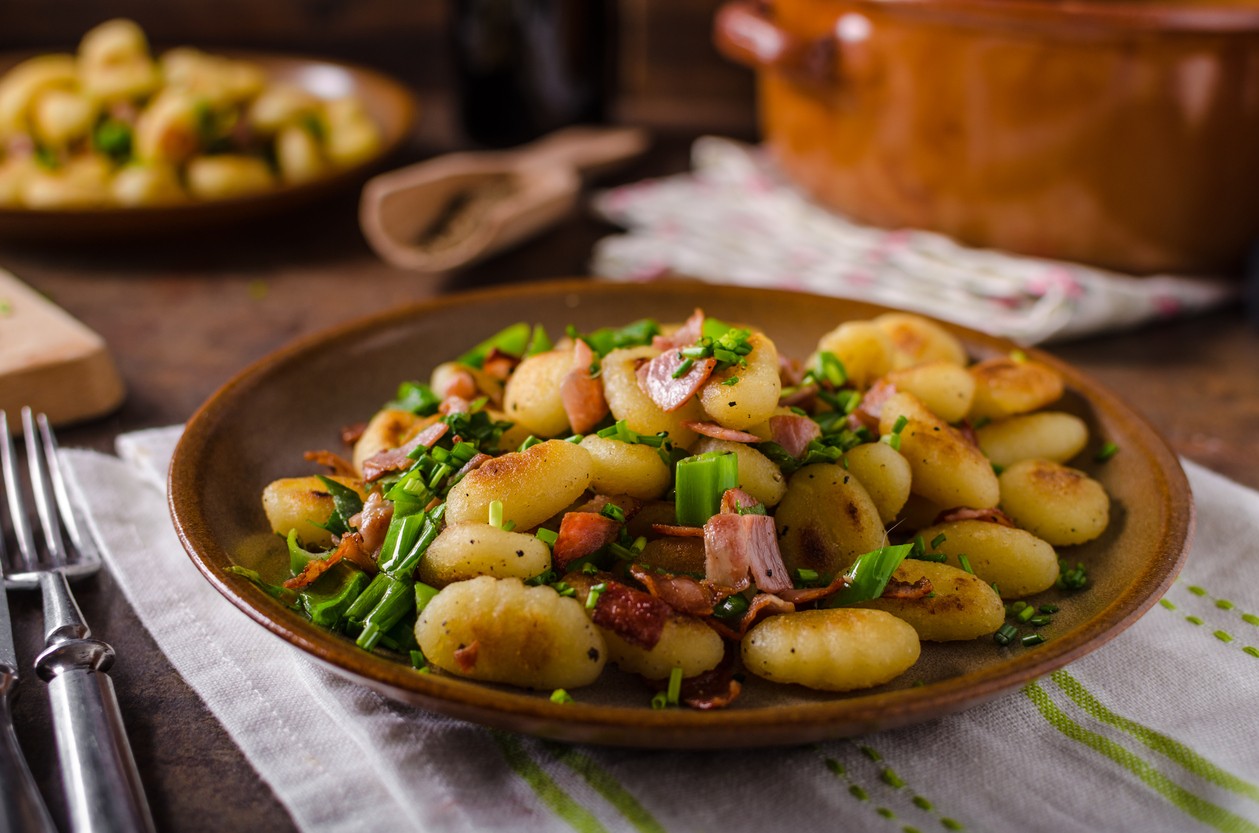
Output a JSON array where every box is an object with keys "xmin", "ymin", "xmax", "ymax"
[{"xmin": 510, "ymin": 125, "xmax": 650, "ymax": 175}]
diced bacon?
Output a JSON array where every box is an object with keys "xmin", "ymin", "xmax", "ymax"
[
  {"xmin": 584, "ymin": 579, "xmax": 671, "ymax": 650},
  {"xmin": 707, "ymin": 592, "xmax": 796, "ymax": 640},
  {"xmin": 439, "ymin": 395, "xmax": 471, "ymax": 415},
  {"xmin": 340, "ymin": 421, "xmax": 367, "ymax": 446},
  {"xmin": 433, "ymin": 365, "xmax": 478, "ymax": 400},
  {"xmin": 628, "ymin": 564, "xmax": 739, "ymax": 617},
  {"xmin": 481, "ymin": 348, "xmax": 519, "ymax": 381},
  {"xmin": 303, "ymin": 449, "xmax": 357, "ymax": 477},
  {"xmin": 638, "ymin": 351, "xmax": 717, "ymax": 412},
  {"xmin": 282, "ymin": 531, "xmax": 376, "ymax": 590},
  {"xmin": 703, "ymin": 513, "xmax": 792, "ymax": 594},
  {"xmin": 855, "ymin": 379, "xmax": 896, "ymax": 425},
  {"xmin": 561, "ymin": 340, "xmax": 610, "ymax": 433},
  {"xmin": 454, "ymin": 452, "xmax": 493, "ymax": 481},
  {"xmin": 776, "ymin": 571, "xmax": 851, "ymax": 605},
  {"xmin": 719, "ymin": 488, "xmax": 761, "ymax": 515},
  {"xmin": 769, "ymin": 414, "xmax": 822, "ymax": 459},
  {"xmin": 882, "ymin": 577, "xmax": 934, "ymax": 600},
  {"xmin": 933, "ymin": 506, "xmax": 1017, "ymax": 527},
  {"xmin": 652, "ymin": 308, "xmax": 706, "ymax": 351},
  {"xmin": 650, "ymin": 523, "xmax": 705, "ymax": 538},
  {"xmin": 552, "ymin": 512, "xmax": 622, "ymax": 570},
  {"xmin": 684, "ymin": 421, "xmax": 762, "ymax": 443},
  {"xmin": 454, "ymin": 641, "xmax": 480, "ymax": 672},
  {"xmin": 351, "ymin": 491, "xmax": 394, "ymax": 556},
  {"xmin": 678, "ymin": 648, "xmax": 742, "ymax": 710},
  {"xmin": 360, "ymin": 422, "xmax": 449, "ymax": 481},
  {"xmin": 778, "ymin": 354, "xmax": 806, "ymax": 388}
]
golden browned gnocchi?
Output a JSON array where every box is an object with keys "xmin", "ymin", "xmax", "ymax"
[
  {"xmin": 998, "ymin": 459, "xmax": 1110, "ymax": 546},
  {"xmin": 742, "ymin": 609, "xmax": 920, "ymax": 692},
  {"xmin": 415, "ymin": 577, "xmax": 606, "ymax": 689},
  {"xmin": 255, "ymin": 307, "xmax": 1114, "ymax": 711},
  {"xmin": 0, "ymin": 18, "xmax": 383, "ymax": 209}
]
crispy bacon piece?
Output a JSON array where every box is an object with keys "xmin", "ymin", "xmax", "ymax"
[
  {"xmin": 454, "ymin": 452, "xmax": 493, "ymax": 481},
  {"xmin": 638, "ymin": 351, "xmax": 717, "ymax": 413},
  {"xmin": 360, "ymin": 421, "xmax": 450, "ymax": 481},
  {"xmin": 652, "ymin": 308, "xmax": 706, "ymax": 351},
  {"xmin": 589, "ymin": 580, "xmax": 671, "ymax": 650},
  {"xmin": 680, "ymin": 648, "xmax": 742, "ymax": 710},
  {"xmin": 340, "ymin": 421, "xmax": 367, "ymax": 447},
  {"xmin": 769, "ymin": 414, "xmax": 821, "ymax": 459},
  {"xmin": 779, "ymin": 353, "xmax": 806, "ymax": 388},
  {"xmin": 707, "ymin": 592, "xmax": 796, "ymax": 640},
  {"xmin": 720, "ymin": 487, "xmax": 761, "ymax": 515},
  {"xmin": 482, "ymin": 348, "xmax": 519, "ymax": 382},
  {"xmin": 350, "ymin": 491, "xmax": 394, "ymax": 555},
  {"xmin": 933, "ymin": 506, "xmax": 1017, "ymax": 527},
  {"xmin": 561, "ymin": 340, "xmax": 610, "ymax": 433},
  {"xmin": 854, "ymin": 379, "xmax": 896, "ymax": 429},
  {"xmin": 704, "ymin": 513, "xmax": 792, "ymax": 594},
  {"xmin": 454, "ymin": 641, "xmax": 480, "ymax": 672},
  {"xmin": 628, "ymin": 564, "xmax": 741, "ymax": 617},
  {"xmin": 303, "ymin": 449, "xmax": 358, "ymax": 477},
  {"xmin": 776, "ymin": 571, "xmax": 851, "ymax": 605},
  {"xmin": 882, "ymin": 577, "xmax": 934, "ymax": 600},
  {"xmin": 683, "ymin": 421, "xmax": 761, "ymax": 443},
  {"xmin": 282, "ymin": 531, "xmax": 376, "ymax": 590},
  {"xmin": 651, "ymin": 523, "xmax": 705, "ymax": 538},
  {"xmin": 552, "ymin": 512, "xmax": 622, "ymax": 570},
  {"xmin": 439, "ymin": 395, "xmax": 471, "ymax": 415}
]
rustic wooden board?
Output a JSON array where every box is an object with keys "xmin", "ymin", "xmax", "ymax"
[{"xmin": 0, "ymin": 268, "xmax": 124, "ymax": 429}]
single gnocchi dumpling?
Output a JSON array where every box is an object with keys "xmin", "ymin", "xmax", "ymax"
[
  {"xmin": 417, "ymin": 523, "xmax": 552, "ymax": 587},
  {"xmin": 998, "ymin": 459, "xmax": 1109, "ymax": 546},
  {"xmin": 742, "ymin": 608, "xmax": 920, "ymax": 692},
  {"xmin": 415, "ymin": 577, "xmax": 606, "ymax": 690}
]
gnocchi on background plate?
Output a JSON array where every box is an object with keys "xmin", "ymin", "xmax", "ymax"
[
  {"xmin": 0, "ymin": 19, "xmax": 382, "ymax": 209},
  {"xmin": 251, "ymin": 310, "xmax": 1113, "ymax": 709}
]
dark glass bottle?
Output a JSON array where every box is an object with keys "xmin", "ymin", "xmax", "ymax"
[{"xmin": 450, "ymin": 0, "xmax": 615, "ymax": 147}]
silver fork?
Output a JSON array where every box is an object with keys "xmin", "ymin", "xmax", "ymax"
[{"xmin": 2, "ymin": 408, "xmax": 155, "ymax": 833}]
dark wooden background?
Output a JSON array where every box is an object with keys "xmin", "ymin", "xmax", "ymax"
[{"xmin": 0, "ymin": 0, "xmax": 759, "ymax": 144}]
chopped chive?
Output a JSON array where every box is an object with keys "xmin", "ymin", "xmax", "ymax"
[
  {"xmin": 488, "ymin": 500, "xmax": 505, "ymax": 529},
  {"xmin": 410, "ymin": 650, "xmax": 427, "ymax": 669},
  {"xmin": 930, "ymin": 533, "xmax": 947, "ymax": 549},
  {"xmin": 550, "ymin": 689, "xmax": 573, "ymax": 704},
  {"xmin": 891, "ymin": 415, "xmax": 909, "ymax": 434},
  {"xmin": 600, "ymin": 503, "xmax": 627, "ymax": 523},
  {"xmin": 535, "ymin": 527, "xmax": 558, "ymax": 546},
  {"xmin": 957, "ymin": 554, "xmax": 974, "ymax": 575},
  {"xmin": 415, "ymin": 582, "xmax": 440, "ymax": 613},
  {"xmin": 666, "ymin": 666, "xmax": 683, "ymax": 706},
  {"xmin": 1016, "ymin": 605, "xmax": 1036, "ymax": 623},
  {"xmin": 795, "ymin": 568, "xmax": 820, "ymax": 584},
  {"xmin": 881, "ymin": 433, "xmax": 902, "ymax": 451},
  {"xmin": 674, "ymin": 451, "xmax": 739, "ymax": 527},
  {"xmin": 671, "ymin": 357, "xmax": 695, "ymax": 379},
  {"xmin": 995, "ymin": 624, "xmax": 1019, "ymax": 645},
  {"xmin": 518, "ymin": 435, "xmax": 543, "ymax": 452},
  {"xmin": 1029, "ymin": 615, "xmax": 1051, "ymax": 627},
  {"xmin": 586, "ymin": 582, "xmax": 607, "ymax": 610},
  {"xmin": 1039, "ymin": 603, "xmax": 1059, "ymax": 613},
  {"xmin": 1021, "ymin": 633, "xmax": 1046, "ymax": 647},
  {"xmin": 650, "ymin": 692, "xmax": 669, "ymax": 710},
  {"xmin": 552, "ymin": 581, "xmax": 576, "ymax": 598},
  {"xmin": 721, "ymin": 376, "xmax": 739, "ymax": 386},
  {"xmin": 1095, "ymin": 441, "xmax": 1119, "ymax": 462}
]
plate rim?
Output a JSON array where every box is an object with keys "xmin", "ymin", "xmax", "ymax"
[{"xmin": 168, "ymin": 278, "xmax": 1194, "ymax": 748}]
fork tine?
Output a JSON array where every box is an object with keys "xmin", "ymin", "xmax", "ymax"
[
  {"xmin": 35, "ymin": 412, "xmax": 96, "ymax": 562},
  {"xmin": 20, "ymin": 407, "xmax": 64, "ymax": 567},
  {"xmin": 0, "ymin": 410, "xmax": 39, "ymax": 571}
]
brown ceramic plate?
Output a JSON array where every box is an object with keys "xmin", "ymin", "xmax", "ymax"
[
  {"xmin": 169, "ymin": 280, "xmax": 1193, "ymax": 748},
  {"xmin": 0, "ymin": 51, "xmax": 414, "ymax": 240}
]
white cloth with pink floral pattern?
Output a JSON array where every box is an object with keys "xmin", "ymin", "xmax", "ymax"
[{"xmin": 591, "ymin": 138, "xmax": 1239, "ymax": 344}]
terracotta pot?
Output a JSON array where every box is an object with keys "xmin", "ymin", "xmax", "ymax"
[{"xmin": 715, "ymin": 0, "xmax": 1259, "ymax": 275}]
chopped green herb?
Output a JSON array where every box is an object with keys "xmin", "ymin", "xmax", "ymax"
[
  {"xmin": 550, "ymin": 688, "xmax": 574, "ymax": 704},
  {"xmin": 666, "ymin": 666, "xmax": 683, "ymax": 706},
  {"xmin": 585, "ymin": 582, "xmax": 608, "ymax": 610},
  {"xmin": 827, "ymin": 543, "xmax": 913, "ymax": 607},
  {"xmin": 456, "ymin": 322, "xmax": 532, "ymax": 367},
  {"xmin": 535, "ymin": 527, "xmax": 558, "ymax": 546},
  {"xmin": 488, "ymin": 500, "xmax": 505, "ymax": 529},
  {"xmin": 390, "ymin": 381, "xmax": 441, "ymax": 416},
  {"xmin": 722, "ymin": 376, "xmax": 740, "ymax": 386},
  {"xmin": 600, "ymin": 503, "xmax": 627, "ymax": 523},
  {"xmin": 1021, "ymin": 633, "xmax": 1046, "ymax": 647},
  {"xmin": 994, "ymin": 624, "xmax": 1019, "ymax": 646},
  {"xmin": 92, "ymin": 118, "xmax": 133, "ymax": 162},
  {"xmin": 957, "ymin": 554, "xmax": 974, "ymax": 575},
  {"xmin": 674, "ymin": 451, "xmax": 739, "ymax": 527},
  {"xmin": 1095, "ymin": 441, "xmax": 1119, "ymax": 462}
]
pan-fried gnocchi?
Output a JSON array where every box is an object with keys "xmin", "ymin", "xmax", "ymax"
[
  {"xmin": 0, "ymin": 18, "xmax": 382, "ymax": 209},
  {"xmin": 255, "ymin": 308, "xmax": 1115, "ymax": 709}
]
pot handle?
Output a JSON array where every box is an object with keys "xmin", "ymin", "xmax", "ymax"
[{"xmin": 713, "ymin": 1, "xmax": 836, "ymax": 87}]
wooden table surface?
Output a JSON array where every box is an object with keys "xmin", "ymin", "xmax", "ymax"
[{"xmin": 5, "ymin": 132, "xmax": 1258, "ymax": 832}]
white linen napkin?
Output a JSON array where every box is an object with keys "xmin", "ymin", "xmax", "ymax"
[
  {"xmin": 62, "ymin": 426, "xmax": 1259, "ymax": 833},
  {"xmin": 591, "ymin": 138, "xmax": 1242, "ymax": 345}
]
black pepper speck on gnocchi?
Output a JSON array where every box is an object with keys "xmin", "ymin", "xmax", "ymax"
[{"xmin": 249, "ymin": 309, "xmax": 1112, "ymax": 709}]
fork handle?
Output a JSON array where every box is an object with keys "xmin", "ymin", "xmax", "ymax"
[
  {"xmin": 0, "ymin": 676, "xmax": 59, "ymax": 833},
  {"xmin": 36, "ymin": 640, "xmax": 156, "ymax": 833}
]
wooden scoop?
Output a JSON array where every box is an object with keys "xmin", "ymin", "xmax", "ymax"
[{"xmin": 360, "ymin": 125, "xmax": 650, "ymax": 273}]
